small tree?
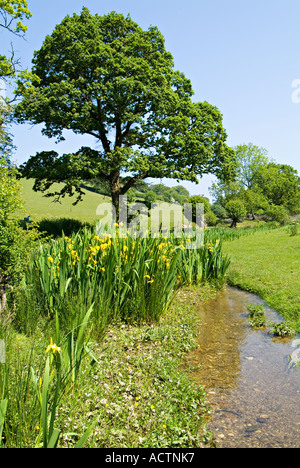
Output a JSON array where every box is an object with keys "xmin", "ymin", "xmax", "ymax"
[
  {"xmin": 209, "ymin": 142, "xmax": 271, "ymax": 219},
  {"xmin": 144, "ymin": 191, "xmax": 157, "ymax": 205},
  {"xmin": 226, "ymin": 199, "xmax": 247, "ymax": 228},
  {"xmin": 189, "ymin": 195, "xmax": 211, "ymax": 214},
  {"xmin": 241, "ymin": 189, "xmax": 268, "ymax": 220}
]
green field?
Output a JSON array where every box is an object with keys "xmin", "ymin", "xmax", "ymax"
[
  {"xmin": 19, "ymin": 179, "xmax": 110, "ymax": 223},
  {"xmin": 19, "ymin": 179, "xmax": 193, "ymax": 231},
  {"xmin": 223, "ymin": 228, "xmax": 300, "ymax": 332}
]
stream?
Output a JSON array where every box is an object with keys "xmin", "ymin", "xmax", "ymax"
[{"xmin": 186, "ymin": 286, "xmax": 300, "ymax": 448}]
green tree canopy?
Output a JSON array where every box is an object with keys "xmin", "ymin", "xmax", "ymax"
[
  {"xmin": 15, "ymin": 8, "xmax": 236, "ymax": 212},
  {"xmin": 0, "ymin": 0, "xmax": 32, "ymax": 77},
  {"xmin": 255, "ymin": 163, "xmax": 300, "ymax": 214},
  {"xmin": 0, "ymin": 99, "xmax": 14, "ymax": 160},
  {"xmin": 188, "ymin": 195, "xmax": 214, "ymax": 226},
  {"xmin": 0, "ymin": 156, "xmax": 22, "ymax": 222},
  {"xmin": 234, "ymin": 143, "xmax": 270, "ymax": 190},
  {"xmin": 210, "ymin": 142, "xmax": 271, "ymax": 206},
  {"xmin": 189, "ymin": 195, "xmax": 211, "ymax": 214},
  {"xmin": 226, "ymin": 199, "xmax": 247, "ymax": 228},
  {"xmin": 209, "ymin": 142, "xmax": 300, "ymax": 219}
]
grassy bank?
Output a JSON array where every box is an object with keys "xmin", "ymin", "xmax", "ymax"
[
  {"xmin": 222, "ymin": 227, "xmax": 300, "ymax": 332},
  {"xmin": 57, "ymin": 285, "xmax": 217, "ymax": 448},
  {"xmin": 0, "ymin": 285, "xmax": 217, "ymax": 448}
]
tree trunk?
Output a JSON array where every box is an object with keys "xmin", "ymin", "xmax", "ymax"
[{"xmin": 110, "ymin": 171, "xmax": 121, "ymax": 219}]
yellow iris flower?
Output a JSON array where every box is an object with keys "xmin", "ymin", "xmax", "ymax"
[{"xmin": 46, "ymin": 338, "xmax": 61, "ymax": 355}]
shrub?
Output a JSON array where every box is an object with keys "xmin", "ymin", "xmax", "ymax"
[
  {"xmin": 266, "ymin": 205, "xmax": 289, "ymax": 225},
  {"xmin": 0, "ymin": 221, "xmax": 38, "ymax": 285},
  {"xmin": 289, "ymin": 224, "xmax": 300, "ymax": 236},
  {"xmin": 144, "ymin": 191, "xmax": 157, "ymax": 205},
  {"xmin": 205, "ymin": 211, "xmax": 217, "ymax": 227},
  {"xmin": 0, "ymin": 158, "xmax": 39, "ymax": 291},
  {"xmin": 0, "ymin": 166, "xmax": 23, "ymax": 223},
  {"xmin": 37, "ymin": 218, "xmax": 92, "ymax": 238}
]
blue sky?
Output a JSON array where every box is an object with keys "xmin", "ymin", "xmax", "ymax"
[{"xmin": 2, "ymin": 0, "xmax": 300, "ymax": 198}]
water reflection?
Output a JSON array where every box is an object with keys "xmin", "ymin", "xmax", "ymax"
[{"xmin": 187, "ymin": 286, "xmax": 300, "ymax": 448}]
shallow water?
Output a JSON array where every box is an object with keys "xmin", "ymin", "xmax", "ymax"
[{"xmin": 187, "ymin": 286, "xmax": 300, "ymax": 448}]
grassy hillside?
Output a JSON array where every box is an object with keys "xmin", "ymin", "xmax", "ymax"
[
  {"xmin": 19, "ymin": 179, "xmax": 192, "ymax": 230},
  {"xmin": 223, "ymin": 227, "xmax": 300, "ymax": 332},
  {"xmin": 19, "ymin": 179, "xmax": 110, "ymax": 224}
]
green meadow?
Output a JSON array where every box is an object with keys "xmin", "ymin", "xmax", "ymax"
[
  {"xmin": 223, "ymin": 227, "xmax": 300, "ymax": 332},
  {"xmin": 19, "ymin": 179, "xmax": 109, "ymax": 223}
]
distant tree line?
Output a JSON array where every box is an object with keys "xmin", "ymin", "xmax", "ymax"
[
  {"xmin": 210, "ymin": 143, "xmax": 300, "ymax": 227},
  {"xmin": 82, "ymin": 142, "xmax": 300, "ymax": 228}
]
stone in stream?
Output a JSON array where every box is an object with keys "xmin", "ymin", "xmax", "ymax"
[
  {"xmin": 290, "ymin": 348, "xmax": 300, "ymax": 365},
  {"xmin": 291, "ymin": 339, "xmax": 300, "ymax": 348},
  {"xmin": 245, "ymin": 424, "xmax": 261, "ymax": 433}
]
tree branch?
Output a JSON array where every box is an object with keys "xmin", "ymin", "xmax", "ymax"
[
  {"xmin": 0, "ymin": 11, "xmax": 27, "ymax": 38},
  {"xmin": 85, "ymin": 130, "xmax": 102, "ymax": 140},
  {"xmin": 96, "ymin": 98, "xmax": 110, "ymax": 153},
  {"xmin": 120, "ymin": 172, "xmax": 149, "ymax": 195},
  {"xmin": 115, "ymin": 118, "xmax": 122, "ymax": 149}
]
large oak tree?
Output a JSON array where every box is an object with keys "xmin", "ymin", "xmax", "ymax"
[{"xmin": 15, "ymin": 8, "xmax": 236, "ymax": 212}]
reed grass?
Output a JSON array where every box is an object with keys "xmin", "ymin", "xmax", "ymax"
[
  {"xmin": 17, "ymin": 227, "xmax": 230, "ymax": 333},
  {"xmin": 1, "ymin": 225, "xmax": 231, "ymax": 448}
]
